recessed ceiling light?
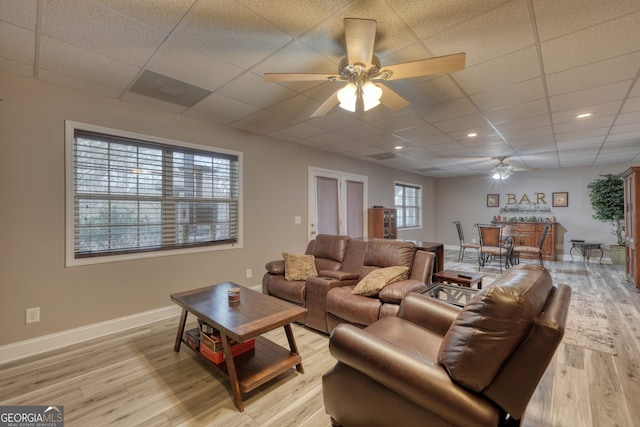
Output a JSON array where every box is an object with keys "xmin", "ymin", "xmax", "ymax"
[
  {"xmin": 394, "ymin": 145, "xmax": 403, "ymax": 150},
  {"xmin": 467, "ymin": 132, "xmax": 478, "ymax": 137},
  {"xmin": 576, "ymin": 113, "xmax": 592, "ymax": 119}
]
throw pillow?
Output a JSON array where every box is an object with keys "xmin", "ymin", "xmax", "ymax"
[
  {"xmin": 282, "ymin": 252, "xmax": 318, "ymax": 281},
  {"xmin": 351, "ymin": 266, "xmax": 409, "ymax": 297}
]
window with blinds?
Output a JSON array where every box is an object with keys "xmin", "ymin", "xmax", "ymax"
[
  {"xmin": 66, "ymin": 121, "xmax": 241, "ymax": 265},
  {"xmin": 395, "ymin": 182, "xmax": 422, "ymax": 229}
]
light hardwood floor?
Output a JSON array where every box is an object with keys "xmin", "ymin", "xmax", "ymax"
[{"xmin": 1, "ymin": 251, "xmax": 639, "ymax": 426}]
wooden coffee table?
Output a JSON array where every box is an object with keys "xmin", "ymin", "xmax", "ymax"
[
  {"xmin": 433, "ymin": 269, "xmax": 485, "ymax": 289},
  {"xmin": 171, "ymin": 282, "xmax": 307, "ymax": 411}
]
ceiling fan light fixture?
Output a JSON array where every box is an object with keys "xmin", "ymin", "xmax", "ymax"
[
  {"xmin": 491, "ymin": 168, "xmax": 512, "ymax": 180},
  {"xmin": 362, "ymin": 81, "xmax": 382, "ymax": 111},
  {"xmin": 337, "ymin": 83, "xmax": 358, "ymax": 112}
]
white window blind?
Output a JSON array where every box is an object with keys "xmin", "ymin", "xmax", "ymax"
[
  {"xmin": 395, "ymin": 182, "xmax": 422, "ymax": 229},
  {"xmin": 70, "ymin": 126, "xmax": 240, "ymax": 261}
]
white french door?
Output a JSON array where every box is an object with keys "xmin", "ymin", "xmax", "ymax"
[{"xmin": 308, "ymin": 167, "xmax": 367, "ymax": 240}]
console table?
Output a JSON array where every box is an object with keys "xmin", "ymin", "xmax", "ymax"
[{"xmin": 569, "ymin": 241, "xmax": 604, "ymax": 264}]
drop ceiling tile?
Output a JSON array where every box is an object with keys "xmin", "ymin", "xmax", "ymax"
[
  {"xmin": 495, "ymin": 114, "xmax": 550, "ymax": 133},
  {"xmin": 501, "ymin": 125, "xmax": 552, "ymax": 141},
  {"xmin": 369, "ymin": 111, "xmax": 428, "ymax": 132},
  {"xmin": 622, "ymin": 96, "xmax": 640, "ymax": 113},
  {"xmin": 0, "ymin": 0, "xmax": 38, "ymax": 29},
  {"xmin": 176, "ymin": 0, "xmax": 292, "ymax": 69},
  {"xmin": 392, "ymin": 124, "xmax": 443, "ymax": 140},
  {"xmin": 267, "ymin": 94, "xmax": 321, "ymax": 119},
  {"xmin": 230, "ymin": 109, "xmax": 297, "ymax": 134},
  {"xmin": 37, "ymin": 68, "xmax": 124, "ymax": 98},
  {"xmin": 434, "ymin": 113, "xmax": 490, "ymax": 133},
  {"xmin": 274, "ymin": 122, "xmax": 327, "ymax": 139},
  {"xmin": 533, "ymin": 0, "xmax": 640, "ymax": 41},
  {"xmin": 549, "ymin": 80, "xmax": 632, "ymax": 112},
  {"xmin": 556, "ymin": 137, "xmax": 605, "ymax": 150},
  {"xmin": 414, "ymin": 97, "xmax": 478, "ymax": 123},
  {"xmin": 252, "ymin": 40, "xmax": 339, "ymax": 76},
  {"xmin": 0, "ymin": 22, "xmax": 35, "ymax": 65},
  {"xmin": 485, "ymin": 98, "xmax": 549, "ymax": 124},
  {"xmin": 541, "ymin": 11, "xmax": 640, "ymax": 74},
  {"xmin": 611, "ymin": 122, "xmax": 640, "ymax": 134},
  {"xmin": 555, "ymin": 127, "xmax": 609, "ymax": 142},
  {"xmin": 551, "ymin": 101, "xmax": 623, "ymax": 124},
  {"xmin": 239, "ymin": 0, "xmax": 351, "ymax": 37},
  {"xmin": 471, "ymin": 78, "xmax": 545, "ymax": 111},
  {"xmin": 554, "ymin": 116, "xmax": 615, "ymax": 134},
  {"xmin": 388, "ymin": 0, "xmax": 506, "ymax": 40},
  {"xmin": 306, "ymin": 132, "xmax": 353, "ymax": 146},
  {"xmin": 0, "ymin": 56, "xmax": 33, "ymax": 76},
  {"xmin": 148, "ymin": 38, "xmax": 244, "ymax": 91},
  {"xmin": 42, "ymin": 0, "xmax": 165, "ymax": 67},
  {"xmin": 39, "ymin": 36, "xmax": 140, "ymax": 89},
  {"xmin": 306, "ymin": 110, "xmax": 363, "ymax": 131},
  {"xmin": 95, "ymin": 0, "xmax": 196, "ymax": 34},
  {"xmin": 454, "ymin": 47, "xmax": 540, "ymax": 95},
  {"xmin": 335, "ymin": 123, "xmax": 384, "ymax": 139},
  {"xmin": 217, "ymin": 72, "xmax": 297, "ymax": 108},
  {"xmin": 182, "ymin": 108, "xmax": 233, "ymax": 126},
  {"xmin": 191, "ymin": 92, "xmax": 259, "ymax": 120},
  {"xmin": 615, "ymin": 110, "xmax": 640, "ymax": 125},
  {"xmin": 424, "ymin": 0, "xmax": 534, "ymax": 66},
  {"xmin": 546, "ymin": 52, "xmax": 640, "ymax": 97},
  {"xmin": 406, "ymin": 75, "xmax": 465, "ymax": 107},
  {"xmin": 409, "ymin": 133, "xmax": 457, "ymax": 147}
]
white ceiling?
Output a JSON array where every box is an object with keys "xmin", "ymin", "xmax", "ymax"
[{"xmin": 2, "ymin": 0, "xmax": 640, "ymax": 177}]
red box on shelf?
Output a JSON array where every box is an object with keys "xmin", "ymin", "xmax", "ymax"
[{"xmin": 199, "ymin": 331, "xmax": 255, "ymax": 364}]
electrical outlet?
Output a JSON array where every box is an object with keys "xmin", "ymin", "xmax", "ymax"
[
  {"xmin": 26, "ymin": 307, "xmax": 40, "ymax": 324},
  {"xmin": 246, "ymin": 268, "xmax": 252, "ymax": 279}
]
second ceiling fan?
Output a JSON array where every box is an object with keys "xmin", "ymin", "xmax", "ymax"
[{"xmin": 264, "ymin": 18, "xmax": 466, "ymax": 117}]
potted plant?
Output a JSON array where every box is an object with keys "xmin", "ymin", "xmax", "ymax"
[{"xmin": 587, "ymin": 173, "xmax": 626, "ymax": 264}]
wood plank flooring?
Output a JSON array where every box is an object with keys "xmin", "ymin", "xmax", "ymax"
[{"xmin": 1, "ymin": 251, "xmax": 639, "ymax": 426}]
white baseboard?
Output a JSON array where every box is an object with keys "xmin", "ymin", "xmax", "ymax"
[{"xmin": 0, "ymin": 305, "xmax": 182, "ymax": 364}]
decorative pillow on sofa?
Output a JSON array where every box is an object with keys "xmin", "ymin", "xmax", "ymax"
[
  {"xmin": 282, "ymin": 252, "xmax": 318, "ymax": 281},
  {"xmin": 351, "ymin": 266, "xmax": 409, "ymax": 297}
]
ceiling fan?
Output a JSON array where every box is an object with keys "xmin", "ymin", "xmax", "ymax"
[
  {"xmin": 263, "ymin": 18, "xmax": 466, "ymax": 117},
  {"xmin": 491, "ymin": 156, "xmax": 537, "ymax": 180}
]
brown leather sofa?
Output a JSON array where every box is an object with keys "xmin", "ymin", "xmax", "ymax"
[
  {"xmin": 322, "ymin": 264, "xmax": 571, "ymax": 427},
  {"xmin": 262, "ymin": 235, "xmax": 435, "ymax": 334}
]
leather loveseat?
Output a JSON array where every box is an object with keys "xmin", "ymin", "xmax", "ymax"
[
  {"xmin": 322, "ymin": 264, "xmax": 571, "ymax": 427},
  {"xmin": 262, "ymin": 234, "xmax": 435, "ymax": 334}
]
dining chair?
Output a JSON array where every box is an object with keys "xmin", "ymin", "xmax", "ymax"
[
  {"xmin": 452, "ymin": 221, "xmax": 481, "ymax": 262},
  {"xmin": 477, "ymin": 224, "xmax": 511, "ymax": 273},
  {"xmin": 512, "ymin": 222, "xmax": 552, "ymax": 266}
]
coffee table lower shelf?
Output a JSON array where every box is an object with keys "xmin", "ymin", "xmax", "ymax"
[{"xmin": 181, "ymin": 335, "xmax": 302, "ymax": 394}]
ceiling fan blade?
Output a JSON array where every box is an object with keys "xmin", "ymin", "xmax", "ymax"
[
  {"xmin": 264, "ymin": 73, "xmax": 340, "ymax": 82},
  {"xmin": 344, "ymin": 18, "xmax": 377, "ymax": 68},
  {"xmin": 378, "ymin": 52, "xmax": 466, "ymax": 80},
  {"xmin": 310, "ymin": 89, "xmax": 340, "ymax": 117},
  {"xmin": 378, "ymin": 83, "xmax": 410, "ymax": 111}
]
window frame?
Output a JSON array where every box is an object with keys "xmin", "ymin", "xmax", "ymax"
[
  {"xmin": 394, "ymin": 181, "xmax": 422, "ymax": 230},
  {"xmin": 65, "ymin": 120, "xmax": 243, "ymax": 267}
]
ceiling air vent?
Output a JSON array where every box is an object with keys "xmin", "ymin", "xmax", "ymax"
[{"xmin": 130, "ymin": 70, "xmax": 211, "ymax": 107}]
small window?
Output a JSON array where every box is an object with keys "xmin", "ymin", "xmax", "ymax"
[
  {"xmin": 65, "ymin": 121, "xmax": 242, "ymax": 265},
  {"xmin": 395, "ymin": 182, "xmax": 422, "ymax": 229}
]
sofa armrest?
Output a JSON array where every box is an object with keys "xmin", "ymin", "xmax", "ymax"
[
  {"xmin": 378, "ymin": 279, "xmax": 428, "ymax": 304},
  {"xmin": 398, "ymin": 293, "xmax": 461, "ymax": 336},
  {"xmin": 304, "ymin": 275, "xmax": 359, "ymax": 333},
  {"xmin": 318, "ymin": 269, "xmax": 359, "ymax": 280},
  {"xmin": 265, "ymin": 260, "xmax": 285, "ymax": 275},
  {"xmin": 328, "ymin": 324, "xmax": 499, "ymax": 426}
]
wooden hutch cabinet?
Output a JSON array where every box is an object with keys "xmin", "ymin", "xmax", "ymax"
[
  {"xmin": 496, "ymin": 221, "xmax": 557, "ymax": 261},
  {"xmin": 622, "ymin": 166, "xmax": 640, "ymax": 290},
  {"xmin": 368, "ymin": 208, "xmax": 397, "ymax": 239}
]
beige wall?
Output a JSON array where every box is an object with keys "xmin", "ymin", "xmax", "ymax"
[
  {"xmin": 0, "ymin": 71, "xmax": 436, "ymax": 346},
  {"xmin": 436, "ymin": 163, "xmax": 635, "ymax": 255}
]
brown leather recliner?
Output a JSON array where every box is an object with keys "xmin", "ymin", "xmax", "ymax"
[{"xmin": 322, "ymin": 264, "xmax": 571, "ymax": 427}]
